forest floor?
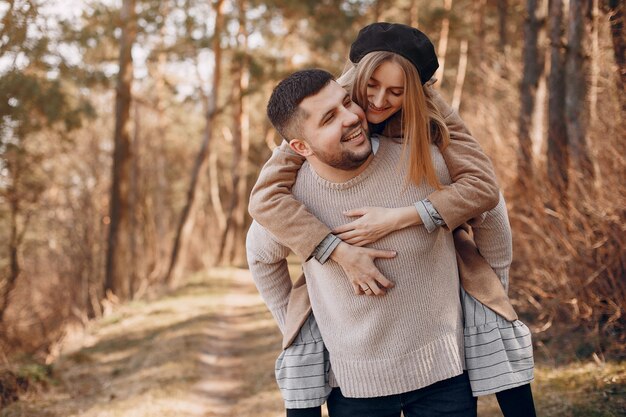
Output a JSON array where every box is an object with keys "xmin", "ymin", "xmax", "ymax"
[{"xmin": 2, "ymin": 267, "xmax": 625, "ymax": 417}]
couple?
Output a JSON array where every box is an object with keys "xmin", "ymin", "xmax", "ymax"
[{"xmin": 246, "ymin": 23, "xmax": 536, "ymax": 417}]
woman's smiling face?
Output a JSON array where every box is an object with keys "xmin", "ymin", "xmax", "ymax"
[{"xmin": 365, "ymin": 60, "xmax": 405, "ymax": 124}]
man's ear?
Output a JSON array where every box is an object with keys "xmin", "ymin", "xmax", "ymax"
[{"xmin": 288, "ymin": 138, "xmax": 313, "ymax": 158}]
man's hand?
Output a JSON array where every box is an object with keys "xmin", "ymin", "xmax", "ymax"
[{"xmin": 329, "ymin": 242, "xmax": 396, "ymax": 296}]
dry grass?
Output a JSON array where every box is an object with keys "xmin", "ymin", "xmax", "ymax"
[{"xmin": 3, "ymin": 268, "xmax": 625, "ymax": 417}]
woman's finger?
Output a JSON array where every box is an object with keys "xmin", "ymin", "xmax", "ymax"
[
  {"xmin": 333, "ymin": 222, "xmax": 356, "ymax": 234},
  {"xmin": 366, "ymin": 280, "xmax": 385, "ymax": 296},
  {"xmin": 343, "ymin": 237, "xmax": 371, "ymax": 246},
  {"xmin": 343, "ymin": 207, "xmax": 368, "ymax": 217},
  {"xmin": 336, "ymin": 229, "xmax": 362, "ymax": 241}
]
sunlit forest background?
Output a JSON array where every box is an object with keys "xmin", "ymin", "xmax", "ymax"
[{"xmin": 0, "ymin": 0, "xmax": 624, "ymax": 415}]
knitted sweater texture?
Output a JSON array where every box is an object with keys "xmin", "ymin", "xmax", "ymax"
[{"xmin": 248, "ymin": 138, "xmax": 465, "ymax": 398}]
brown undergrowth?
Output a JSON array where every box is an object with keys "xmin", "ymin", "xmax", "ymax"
[
  {"xmin": 1, "ymin": 268, "xmax": 625, "ymax": 416},
  {"xmin": 506, "ymin": 162, "xmax": 626, "ymax": 361}
]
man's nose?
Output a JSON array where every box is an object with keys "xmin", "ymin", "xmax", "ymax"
[{"xmin": 342, "ymin": 107, "xmax": 360, "ymax": 126}]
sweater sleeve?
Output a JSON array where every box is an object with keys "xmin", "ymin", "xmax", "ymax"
[
  {"xmin": 248, "ymin": 140, "xmax": 332, "ymax": 262},
  {"xmin": 245, "ymin": 221, "xmax": 294, "ymax": 333},
  {"xmin": 470, "ymin": 193, "xmax": 513, "ymax": 291},
  {"xmin": 426, "ymin": 88, "xmax": 500, "ymax": 230}
]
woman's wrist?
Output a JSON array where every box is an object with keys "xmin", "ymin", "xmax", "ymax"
[{"xmin": 394, "ymin": 206, "xmax": 423, "ymax": 230}]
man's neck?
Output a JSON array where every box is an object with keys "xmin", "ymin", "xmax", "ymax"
[{"xmin": 308, "ymin": 152, "xmax": 375, "ymax": 183}]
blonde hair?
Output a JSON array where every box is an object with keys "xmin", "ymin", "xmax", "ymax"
[{"xmin": 340, "ymin": 52, "xmax": 450, "ymax": 189}]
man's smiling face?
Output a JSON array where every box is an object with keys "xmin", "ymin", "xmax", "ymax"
[{"xmin": 297, "ymin": 80, "xmax": 371, "ymax": 171}]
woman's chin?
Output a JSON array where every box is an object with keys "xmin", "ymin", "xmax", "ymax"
[{"xmin": 366, "ymin": 112, "xmax": 389, "ymax": 125}]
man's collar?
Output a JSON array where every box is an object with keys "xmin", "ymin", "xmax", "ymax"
[{"xmin": 371, "ymin": 135, "xmax": 381, "ymax": 155}]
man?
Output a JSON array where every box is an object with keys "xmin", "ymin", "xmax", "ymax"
[{"xmin": 246, "ymin": 69, "xmax": 476, "ymax": 416}]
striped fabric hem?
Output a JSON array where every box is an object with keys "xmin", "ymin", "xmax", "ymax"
[
  {"xmin": 275, "ymin": 315, "xmax": 331, "ymax": 409},
  {"xmin": 462, "ymin": 288, "xmax": 535, "ymax": 397}
]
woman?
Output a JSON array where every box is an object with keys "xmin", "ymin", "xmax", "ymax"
[{"xmin": 249, "ymin": 23, "xmax": 536, "ymax": 417}]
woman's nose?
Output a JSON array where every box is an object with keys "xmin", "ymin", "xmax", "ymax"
[{"xmin": 372, "ymin": 90, "xmax": 385, "ymax": 107}]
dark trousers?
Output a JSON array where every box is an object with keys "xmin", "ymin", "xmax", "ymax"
[{"xmin": 326, "ymin": 372, "xmax": 477, "ymax": 417}]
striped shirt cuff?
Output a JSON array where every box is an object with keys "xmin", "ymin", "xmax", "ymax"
[
  {"xmin": 415, "ymin": 199, "xmax": 446, "ymax": 233},
  {"xmin": 314, "ymin": 234, "xmax": 342, "ymax": 264}
]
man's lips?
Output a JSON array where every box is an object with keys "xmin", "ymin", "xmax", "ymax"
[{"xmin": 341, "ymin": 126, "xmax": 365, "ymax": 142}]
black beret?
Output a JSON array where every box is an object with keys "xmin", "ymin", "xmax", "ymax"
[{"xmin": 349, "ymin": 22, "xmax": 439, "ymax": 85}]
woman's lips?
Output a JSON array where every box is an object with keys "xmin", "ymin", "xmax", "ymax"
[{"xmin": 368, "ymin": 103, "xmax": 390, "ymax": 113}]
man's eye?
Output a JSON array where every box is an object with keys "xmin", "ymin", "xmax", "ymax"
[{"xmin": 323, "ymin": 115, "xmax": 334, "ymax": 124}]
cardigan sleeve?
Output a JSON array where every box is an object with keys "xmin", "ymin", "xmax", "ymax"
[
  {"xmin": 248, "ymin": 140, "xmax": 332, "ymax": 262},
  {"xmin": 469, "ymin": 193, "xmax": 513, "ymax": 291},
  {"xmin": 426, "ymin": 88, "xmax": 500, "ymax": 230},
  {"xmin": 245, "ymin": 221, "xmax": 294, "ymax": 333}
]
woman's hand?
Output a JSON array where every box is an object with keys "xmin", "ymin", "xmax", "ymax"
[{"xmin": 333, "ymin": 206, "xmax": 423, "ymax": 246}]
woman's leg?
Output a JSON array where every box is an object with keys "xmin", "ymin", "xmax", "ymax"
[{"xmin": 495, "ymin": 383, "xmax": 537, "ymax": 417}]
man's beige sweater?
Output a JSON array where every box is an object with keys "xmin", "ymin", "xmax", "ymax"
[{"xmin": 247, "ymin": 138, "xmax": 465, "ymax": 398}]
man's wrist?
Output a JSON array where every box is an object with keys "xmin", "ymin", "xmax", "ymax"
[{"xmin": 329, "ymin": 241, "xmax": 350, "ymax": 263}]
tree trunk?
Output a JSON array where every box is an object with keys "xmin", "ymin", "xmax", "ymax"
[
  {"xmin": 408, "ymin": 0, "xmax": 419, "ymax": 28},
  {"xmin": 473, "ymin": 0, "xmax": 487, "ymax": 62},
  {"xmin": 0, "ymin": 189, "xmax": 21, "ymax": 324},
  {"xmin": 165, "ymin": 0, "xmax": 225, "ymax": 286},
  {"xmin": 434, "ymin": 0, "xmax": 453, "ymax": 87},
  {"xmin": 566, "ymin": 0, "xmax": 595, "ymax": 183},
  {"xmin": 498, "ymin": 0, "xmax": 509, "ymax": 55},
  {"xmin": 518, "ymin": 0, "xmax": 544, "ymax": 183},
  {"xmin": 151, "ymin": 0, "xmax": 170, "ymax": 284},
  {"xmin": 451, "ymin": 39, "xmax": 468, "ymax": 111},
  {"xmin": 589, "ymin": 0, "xmax": 600, "ymax": 123},
  {"xmin": 209, "ymin": 151, "xmax": 227, "ymax": 232},
  {"xmin": 547, "ymin": 0, "xmax": 569, "ymax": 206},
  {"xmin": 604, "ymin": 0, "xmax": 626, "ymax": 112},
  {"xmin": 218, "ymin": 1, "xmax": 249, "ymax": 264},
  {"xmin": 105, "ymin": 0, "xmax": 136, "ymax": 300}
]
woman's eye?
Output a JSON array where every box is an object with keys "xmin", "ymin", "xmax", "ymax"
[{"xmin": 323, "ymin": 115, "xmax": 334, "ymax": 124}]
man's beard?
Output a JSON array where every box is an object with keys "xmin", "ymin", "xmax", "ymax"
[{"xmin": 311, "ymin": 130, "xmax": 372, "ymax": 171}]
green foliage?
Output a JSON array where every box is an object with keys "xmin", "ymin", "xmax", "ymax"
[{"xmin": 16, "ymin": 362, "xmax": 54, "ymax": 386}]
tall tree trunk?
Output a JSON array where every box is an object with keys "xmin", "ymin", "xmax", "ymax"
[
  {"xmin": 434, "ymin": 0, "xmax": 453, "ymax": 87},
  {"xmin": 566, "ymin": 0, "xmax": 595, "ymax": 184},
  {"xmin": 498, "ymin": 0, "xmax": 509, "ymax": 55},
  {"xmin": 0, "ymin": 187, "xmax": 21, "ymax": 324},
  {"xmin": 105, "ymin": 0, "xmax": 136, "ymax": 300},
  {"xmin": 209, "ymin": 151, "xmax": 227, "ymax": 232},
  {"xmin": 547, "ymin": 0, "xmax": 569, "ymax": 206},
  {"xmin": 473, "ymin": 0, "xmax": 487, "ymax": 62},
  {"xmin": 408, "ymin": 0, "xmax": 419, "ymax": 28},
  {"xmin": 218, "ymin": 1, "xmax": 249, "ymax": 264},
  {"xmin": 451, "ymin": 39, "xmax": 468, "ymax": 111},
  {"xmin": 589, "ymin": 0, "xmax": 600, "ymax": 123},
  {"xmin": 518, "ymin": 0, "xmax": 544, "ymax": 183},
  {"xmin": 165, "ymin": 0, "xmax": 225, "ymax": 286},
  {"xmin": 150, "ymin": 0, "xmax": 170, "ymax": 283},
  {"xmin": 604, "ymin": 0, "xmax": 626, "ymax": 112}
]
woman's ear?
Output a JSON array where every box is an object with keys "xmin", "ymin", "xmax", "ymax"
[{"xmin": 289, "ymin": 138, "xmax": 313, "ymax": 157}]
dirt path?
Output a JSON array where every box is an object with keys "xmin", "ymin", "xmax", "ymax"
[
  {"xmin": 2, "ymin": 268, "xmax": 285, "ymax": 417},
  {"xmin": 2, "ymin": 268, "xmax": 624, "ymax": 417}
]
